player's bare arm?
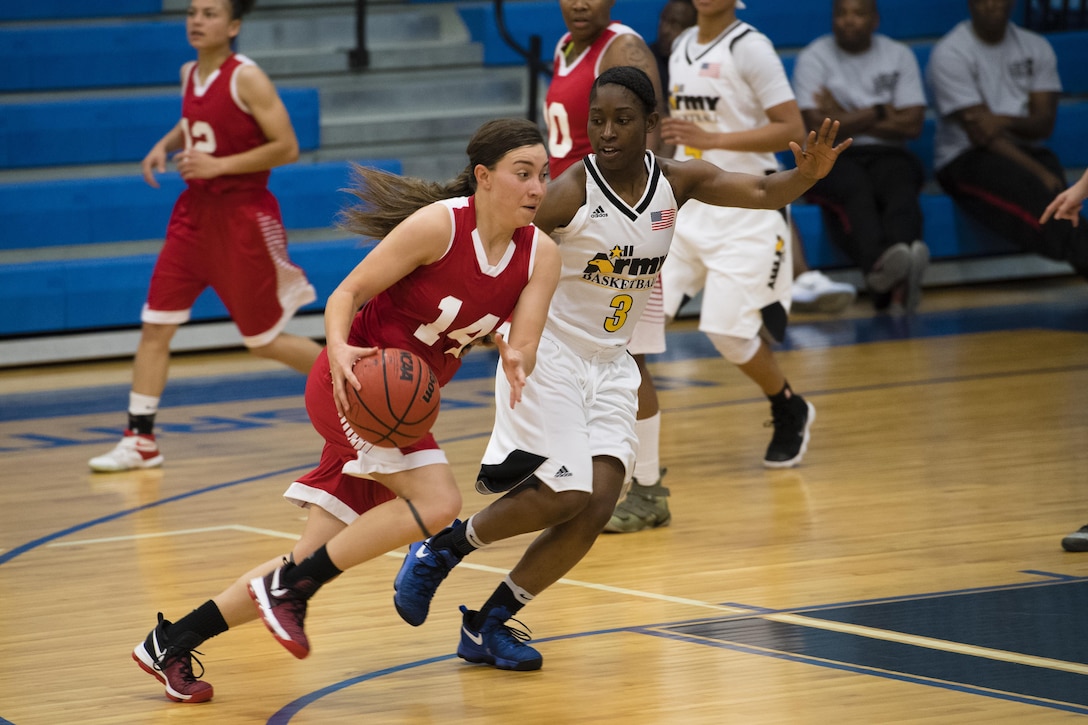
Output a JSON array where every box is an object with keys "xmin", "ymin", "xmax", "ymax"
[
  {"xmin": 533, "ymin": 167, "xmax": 588, "ymax": 235},
  {"xmin": 178, "ymin": 65, "xmax": 299, "ymax": 181},
  {"xmin": 142, "ymin": 61, "xmax": 193, "ymax": 187},
  {"xmin": 671, "ymin": 118, "xmax": 851, "ymax": 209},
  {"xmin": 502, "ymin": 234, "xmax": 560, "ymax": 406},
  {"xmin": 142, "ymin": 119, "xmax": 186, "ymax": 188}
]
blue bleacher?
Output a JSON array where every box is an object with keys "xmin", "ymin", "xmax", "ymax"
[
  {"xmin": 0, "ymin": 88, "xmax": 320, "ymax": 169},
  {"xmin": 0, "ymin": 237, "xmax": 377, "ymax": 337},
  {"xmin": 1, "ymin": 0, "xmax": 1084, "ymax": 342},
  {"xmin": 1, "ymin": 21, "xmax": 191, "ymax": 92},
  {"xmin": 0, "ymin": 0, "xmax": 161, "ymax": 22},
  {"xmin": 794, "ymin": 194, "xmax": 1025, "ymax": 270},
  {"xmin": 0, "ymin": 159, "xmax": 400, "ymax": 252}
]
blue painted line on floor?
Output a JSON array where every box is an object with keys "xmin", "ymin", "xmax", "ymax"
[
  {"xmin": 0, "ymin": 464, "xmax": 312, "ymax": 566},
  {"xmin": 3, "ymin": 295, "xmax": 1087, "ymax": 423}
]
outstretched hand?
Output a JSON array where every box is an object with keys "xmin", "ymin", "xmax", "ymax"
[
  {"xmin": 790, "ymin": 118, "xmax": 852, "ymax": 181},
  {"xmin": 1040, "ymin": 182, "xmax": 1088, "ymax": 227}
]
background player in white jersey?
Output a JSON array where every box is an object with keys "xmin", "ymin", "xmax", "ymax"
[
  {"xmin": 130, "ymin": 118, "xmax": 560, "ymax": 702},
  {"xmin": 661, "ymin": 0, "xmax": 817, "ymax": 469},
  {"xmin": 392, "ymin": 66, "xmax": 850, "ymax": 671},
  {"xmin": 793, "ymin": 0, "xmax": 929, "ymax": 312},
  {"xmin": 89, "ymin": 0, "xmax": 322, "ymax": 473}
]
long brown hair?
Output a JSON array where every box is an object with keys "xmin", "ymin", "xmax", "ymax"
[{"xmin": 340, "ymin": 117, "xmax": 545, "ymax": 239}]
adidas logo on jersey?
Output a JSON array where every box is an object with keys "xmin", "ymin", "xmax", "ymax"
[
  {"xmin": 590, "ymin": 205, "xmax": 608, "ymax": 218},
  {"xmin": 554, "ymin": 466, "xmax": 572, "ymax": 478}
]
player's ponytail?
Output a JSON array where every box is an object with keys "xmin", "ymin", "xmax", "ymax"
[{"xmin": 339, "ymin": 117, "xmax": 545, "ymax": 239}]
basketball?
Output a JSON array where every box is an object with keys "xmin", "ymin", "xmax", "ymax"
[{"xmin": 343, "ymin": 349, "xmax": 440, "ymax": 448}]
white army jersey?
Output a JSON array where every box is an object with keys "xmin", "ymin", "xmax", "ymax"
[
  {"xmin": 547, "ymin": 152, "xmax": 679, "ymax": 359},
  {"xmin": 668, "ymin": 22, "xmax": 795, "ymax": 175}
]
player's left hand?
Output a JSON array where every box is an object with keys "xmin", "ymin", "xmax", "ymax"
[
  {"xmin": 494, "ymin": 332, "xmax": 526, "ymax": 409},
  {"xmin": 791, "ymin": 118, "xmax": 852, "ymax": 180},
  {"xmin": 175, "ymin": 150, "xmax": 223, "ymax": 180}
]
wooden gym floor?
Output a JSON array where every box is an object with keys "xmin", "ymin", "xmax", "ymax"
[{"xmin": 1, "ymin": 277, "xmax": 1087, "ymax": 724}]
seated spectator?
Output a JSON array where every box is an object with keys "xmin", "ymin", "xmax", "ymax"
[
  {"xmin": 793, "ymin": 0, "xmax": 929, "ymax": 312},
  {"xmin": 652, "ymin": 0, "xmax": 697, "ymax": 92},
  {"xmin": 927, "ymin": 0, "xmax": 1088, "ymax": 278}
]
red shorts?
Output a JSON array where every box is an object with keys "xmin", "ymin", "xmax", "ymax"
[
  {"xmin": 143, "ymin": 188, "xmax": 316, "ymax": 347},
  {"xmin": 283, "ymin": 348, "xmax": 447, "ymax": 524}
]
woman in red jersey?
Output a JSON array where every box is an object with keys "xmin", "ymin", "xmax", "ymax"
[
  {"xmin": 90, "ymin": 0, "xmax": 322, "ymax": 473},
  {"xmin": 130, "ymin": 116, "xmax": 560, "ymax": 703}
]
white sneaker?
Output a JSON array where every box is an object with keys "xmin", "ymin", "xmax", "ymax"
[
  {"xmin": 792, "ymin": 271, "xmax": 857, "ymax": 314},
  {"xmin": 89, "ymin": 430, "xmax": 164, "ymax": 472}
]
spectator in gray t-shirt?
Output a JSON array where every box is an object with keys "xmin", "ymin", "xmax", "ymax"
[
  {"xmin": 927, "ymin": 0, "xmax": 1088, "ymax": 278},
  {"xmin": 793, "ymin": 0, "xmax": 930, "ymax": 312}
]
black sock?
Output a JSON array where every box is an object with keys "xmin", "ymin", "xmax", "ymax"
[
  {"xmin": 768, "ymin": 382, "xmax": 793, "ymax": 405},
  {"xmin": 164, "ymin": 600, "xmax": 228, "ymax": 648},
  {"xmin": 432, "ymin": 520, "xmax": 475, "ymax": 558},
  {"xmin": 284, "ymin": 545, "xmax": 342, "ymax": 587},
  {"xmin": 470, "ymin": 581, "xmax": 524, "ymax": 631},
  {"xmin": 128, "ymin": 412, "xmax": 155, "ymax": 436}
]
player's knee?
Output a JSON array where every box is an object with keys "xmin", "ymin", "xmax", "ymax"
[
  {"xmin": 517, "ymin": 484, "xmax": 590, "ymax": 527},
  {"xmin": 407, "ymin": 489, "xmax": 462, "ymax": 538},
  {"xmin": 247, "ymin": 340, "xmax": 279, "ymax": 361},
  {"xmin": 139, "ymin": 322, "xmax": 177, "ymax": 347},
  {"xmin": 707, "ymin": 332, "xmax": 761, "ymax": 365},
  {"xmin": 548, "ymin": 488, "xmax": 592, "ymax": 523}
]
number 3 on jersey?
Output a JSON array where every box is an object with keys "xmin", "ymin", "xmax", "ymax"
[
  {"xmin": 604, "ymin": 294, "xmax": 634, "ymax": 333},
  {"xmin": 415, "ymin": 295, "xmax": 500, "ymax": 357}
]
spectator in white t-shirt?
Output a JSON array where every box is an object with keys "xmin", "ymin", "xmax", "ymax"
[
  {"xmin": 793, "ymin": 0, "xmax": 930, "ymax": 312},
  {"xmin": 927, "ymin": 0, "xmax": 1088, "ymax": 278}
]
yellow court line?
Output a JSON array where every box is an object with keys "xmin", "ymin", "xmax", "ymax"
[{"xmin": 48, "ymin": 524, "xmax": 1088, "ymax": 676}]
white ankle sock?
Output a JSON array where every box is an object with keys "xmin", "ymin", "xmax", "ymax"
[{"xmin": 633, "ymin": 412, "xmax": 661, "ymax": 485}]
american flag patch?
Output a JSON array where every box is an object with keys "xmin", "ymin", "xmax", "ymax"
[
  {"xmin": 699, "ymin": 62, "xmax": 721, "ymax": 77},
  {"xmin": 650, "ymin": 209, "xmax": 675, "ymax": 230}
]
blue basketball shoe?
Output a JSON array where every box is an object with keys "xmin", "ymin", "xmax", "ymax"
[
  {"xmin": 456, "ymin": 605, "xmax": 542, "ymax": 671},
  {"xmin": 393, "ymin": 521, "xmax": 462, "ymax": 626}
]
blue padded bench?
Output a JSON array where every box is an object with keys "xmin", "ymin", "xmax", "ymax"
[
  {"xmin": 1050, "ymin": 30, "xmax": 1088, "ymax": 95},
  {"xmin": 0, "ymin": 158, "xmax": 401, "ymax": 251},
  {"xmin": 0, "ymin": 0, "xmax": 161, "ymax": 22},
  {"xmin": 1, "ymin": 21, "xmax": 190, "ymax": 92},
  {"xmin": 0, "ymin": 88, "xmax": 320, "ymax": 169},
  {"xmin": 0, "ymin": 237, "xmax": 376, "ymax": 337},
  {"xmin": 794, "ymin": 193, "xmax": 1024, "ymax": 270}
]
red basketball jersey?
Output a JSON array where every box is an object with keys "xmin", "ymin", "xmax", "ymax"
[
  {"xmin": 544, "ymin": 22, "xmax": 640, "ymax": 177},
  {"xmin": 180, "ymin": 54, "xmax": 270, "ymax": 194},
  {"xmin": 349, "ymin": 196, "xmax": 541, "ymax": 386}
]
